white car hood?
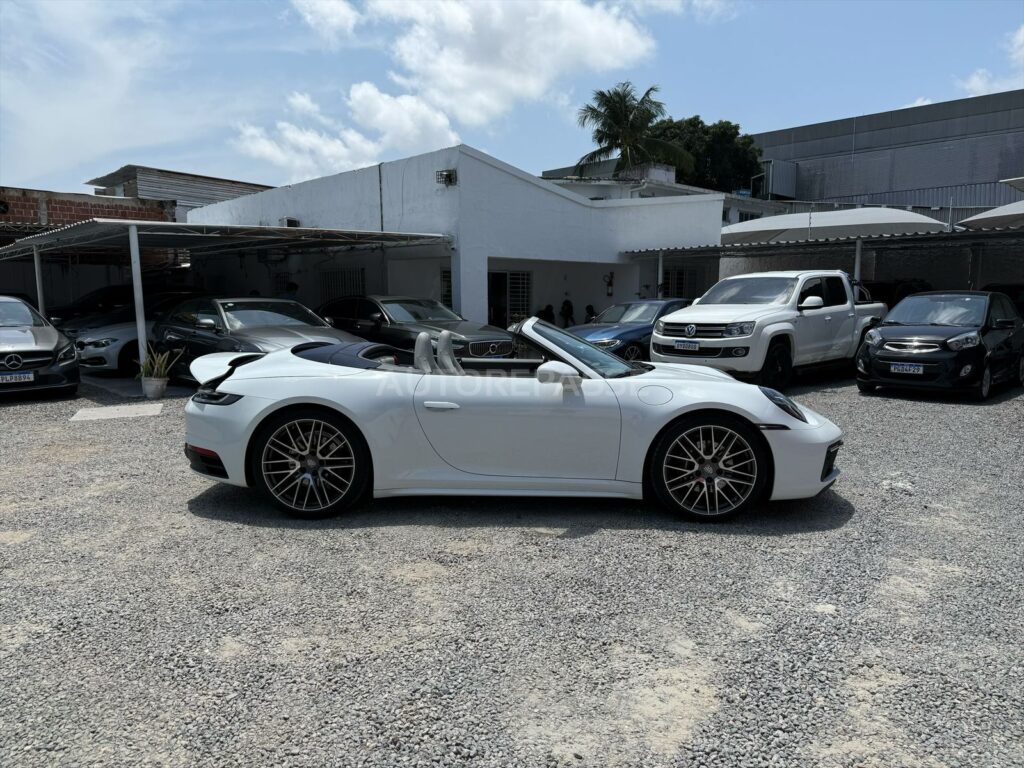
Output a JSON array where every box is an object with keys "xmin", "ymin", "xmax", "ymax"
[{"xmin": 664, "ymin": 304, "xmax": 789, "ymax": 323}]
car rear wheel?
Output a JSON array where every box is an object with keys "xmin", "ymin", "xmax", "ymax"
[
  {"xmin": 760, "ymin": 340, "xmax": 793, "ymax": 390},
  {"xmin": 250, "ymin": 409, "xmax": 369, "ymax": 519},
  {"xmin": 649, "ymin": 414, "xmax": 770, "ymax": 522},
  {"xmin": 1017, "ymin": 356, "xmax": 1024, "ymax": 386},
  {"xmin": 117, "ymin": 344, "xmax": 140, "ymax": 376}
]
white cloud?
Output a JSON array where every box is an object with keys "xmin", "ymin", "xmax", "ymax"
[
  {"xmin": 956, "ymin": 24, "xmax": 1024, "ymax": 96},
  {"xmin": 235, "ymin": 86, "xmax": 458, "ymax": 181},
  {"xmin": 902, "ymin": 97, "xmax": 933, "ymax": 108},
  {"xmin": 291, "ymin": 0, "xmax": 361, "ymax": 44},
  {"xmin": 243, "ymin": 0, "xmax": 695, "ymax": 179}
]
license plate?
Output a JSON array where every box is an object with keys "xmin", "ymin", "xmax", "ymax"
[
  {"xmin": 674, "ymin": 340, "xmax": 699, "ymax": 351},
  {"xmin": 890, "ymin": 362, "xmax": 924, "ymax": 375},
  {"xmin": 0, "ymin": 371, "xmax": 35, "ymax": 384}
]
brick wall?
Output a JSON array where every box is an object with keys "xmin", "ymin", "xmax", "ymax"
[{"xmin": 0, "ymin": 187, "xmax": 171, "ymax": 227}]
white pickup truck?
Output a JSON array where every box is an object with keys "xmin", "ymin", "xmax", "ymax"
[{"xmin": 650, "ymin": 270, "xmax": 887, "ymax": 388}]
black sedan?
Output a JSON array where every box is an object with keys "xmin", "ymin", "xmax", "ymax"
[
  {"xmin": 152, "ymin": 297, "xmax": 361, "ymax": 380},
  {"xmin": 856, "ymin": 291, "xmax": 1024, "ymax": 399},
  {"xmin": 318, "ymin": 295, "xmax": 513, "ymax": 358},
  {"xmin": 0, "ymin": 295, "xmax": 79, "ymax": 397}
]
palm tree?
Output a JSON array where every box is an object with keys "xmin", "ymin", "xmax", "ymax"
[{"xmin": 575, "ymin": 82, "xmax": 693, "ymax": 177}]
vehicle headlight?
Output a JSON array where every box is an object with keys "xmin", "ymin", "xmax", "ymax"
[
  {"xmin": 724, "ymin": 322, "xmax": 755, "ymax": 337},
  {"xmin": 593, "ymin": 338, "xmax": 622, "ymax": 349},
  {"xmin": 85, "ymin": 337, "xmax": 117, "ymax": 348},
  {"xmin": 655, "ymin": 320, "xmax": 665, "ymax": 334},
  {"xmin": 56, "ymin": 342, "xmax": 77, "ymax": 364},
  {"xmin": 864, "ymin": 329, "xmax": 882, "ymax": 346},
  {"xmin": 946, "ymin": 331, "xmax": 980, "ymax": 351},
  {"xmin": 759, "ymin": 386, "xmax": 807, "ymax": 423}
]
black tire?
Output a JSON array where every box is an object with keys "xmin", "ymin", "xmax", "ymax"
[
  {"xmin": 117, "ymin": 344, "xmax": 140, "ymax": 376},
  {"xmin": 856, "ymin": 382, "xmax": 877, "ymax": 394},
  {"xmin": 974, "ymin": 364, "xmax": 992, "ymax": 401},
  {"xmin": 249, "ymin": 408, "xmax": 370, "ymax": 519},
  {"xmin": 648, "ymin": 413, "xmax": 771, "ymax": 522},
  {"xmin": 621, "ymin": 343, "xmax": 644, "ymax": 362},
  {"xmin": 759, "ymin": 340, "xmax": 793, "ymax": 390},
  {"xmin": 1016, "ymin": 355, "xmax": 1024, "ymax": 387}
]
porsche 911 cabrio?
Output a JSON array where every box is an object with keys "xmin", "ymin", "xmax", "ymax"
[{"xmin": 184, "ymin": 318, "xmax": 843, "ymax": 521}]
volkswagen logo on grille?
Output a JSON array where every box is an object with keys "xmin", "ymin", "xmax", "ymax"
[
  {"xmin": 3, "ymin": 353, "xmax": 23, "ymax": 370},
  {"xmin": 684, "ymin": 324, "xmax": 697, "ymax": 338}
]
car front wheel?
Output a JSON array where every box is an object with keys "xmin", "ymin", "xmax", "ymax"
[
  {"xmin": 649, "ymin": 414, "xmax": 770, "ymax": 522},
  {"xmin": 250, "ymin": 409, "xmax": 369, "ymax": 519},
  {"xmin": 621, "ymin": 343, "xmax": 644, "ymax": 362},
  {"xmin": 760, "ymin": 341, "xmax": 793, "ymax": 390}
]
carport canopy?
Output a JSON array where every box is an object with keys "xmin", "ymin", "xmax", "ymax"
[{"xmin": 0, "ymin": 218, "xmax": 449, "ymax": 367}]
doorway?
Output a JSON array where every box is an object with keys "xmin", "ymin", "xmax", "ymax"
[{"xmin": 488, "ymin": 272, "xmax": 508, "ymax": 328}]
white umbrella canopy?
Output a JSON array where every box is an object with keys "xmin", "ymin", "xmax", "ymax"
[
  {"xmin": 721, "ymin": 207, "xmax": 947, "ymax": 245},
  {"xmin": 958, "ymin": 199, "xmax": 1024, "ymax": 230}
]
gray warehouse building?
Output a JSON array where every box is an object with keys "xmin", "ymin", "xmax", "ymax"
[{"xmin": 754, "ymin": 90, "xmax": 1024, "ymax": 210}]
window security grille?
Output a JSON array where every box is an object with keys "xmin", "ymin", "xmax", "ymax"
[{"xmin": 320, "ymin": 268, "xmax": 366, "ymax": 303}]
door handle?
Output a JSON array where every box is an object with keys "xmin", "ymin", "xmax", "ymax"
[
  {"xmin": 847, "ymin": 312, "xmax": 855, "ymax": 318},
  {"xmin": 424, "ymin": 401, "xmax": 460, "ymax": 410},
  {"xmin": 825, "ymin": 316, "xmax": 833, "ymax": 321}
]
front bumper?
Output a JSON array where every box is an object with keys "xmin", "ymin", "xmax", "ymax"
[
  {"xmin": 650, "ymin": 331, "xmax": 764, "ymax": 373},
  {"xmin": 0, "ymin": 359, "xmax": 80, "ymax": 394},
  {"xmin": 857, "ymin": 344, "xmax": 984, "ymax": 391},
  {"xmin": 75, "ymin": 341, "xmax": 123, "ymax": 371},
  {"xmin": 763, "ymin": 406, "xmax": 844, "ymax": 501}
]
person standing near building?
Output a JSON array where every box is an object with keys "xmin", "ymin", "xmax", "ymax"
[{"xmin": 560, "ymin": 299, "xmax": 575, "ymax": 328}]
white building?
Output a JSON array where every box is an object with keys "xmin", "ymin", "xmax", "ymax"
[{"xmin": 187, "ymin": 145, "xmax": 724, "ymax": 325}]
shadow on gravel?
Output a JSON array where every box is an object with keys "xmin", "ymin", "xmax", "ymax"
[
  {"xmin": 188, "ymin": 483, "xmax": 855, "ymax": 538},
  {"xmin": 855, "ymin": 383, "xmax": 1022, "ymax": 407}
]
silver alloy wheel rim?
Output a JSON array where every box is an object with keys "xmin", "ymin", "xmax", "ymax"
[
  {"xmin": 623, "ymin": 345, "xmax": 641, "ymax": 361},
  {"xmin": 663, "ymin": 425, "xmax": 757, "ymax": 516},
  {"xmin": 261, "ymin": 419, "xmax": 355, "ymax": 511}
]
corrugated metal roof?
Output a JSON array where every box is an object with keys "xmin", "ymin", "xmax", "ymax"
[
  {"xmin": 624, "ymin": 225, "xmax": 1024, "ymax": 255},
  {"xmin": 0, "ymin": 219, "xmax": 449, "ymax": 262}
]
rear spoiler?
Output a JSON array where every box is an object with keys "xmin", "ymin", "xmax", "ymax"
[{"xmin": 190, "ymin": 352, "xmax": 264, "ymax": 386}]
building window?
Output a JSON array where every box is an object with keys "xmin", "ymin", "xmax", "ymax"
[
  {"xmin": 507, "ymin": 271, "xmax": 532, "ymax": 323},
  {"xmin": 320, "ymin": 268, "xmax": 365, "ymax": 303},
  {"xmin": 441, "ymin": 269, "xmax": 453, "ymax": 308},
  {"xmin": 722, "ymin": 208, "xmax": 731, "ymax": 223},
  {"xmin": 738, "ymin": 211, "xmax": 761, "ymax": 222},
  {"xmin": 663, "ymin": 259, "xmax": 718, "ymax": 299}
]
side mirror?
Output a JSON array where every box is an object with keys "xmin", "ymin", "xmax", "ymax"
[
  {"xmin": 799, "ymin": 296, "xmax": 824, "ymax": 311},
  {"xmin": 993, "ymin": 318, "xmax": 1016, "ymax": 330},
  {"xmin": 322, "ymin": 316, "xmax": 335, "ymax": 327},
  {"xmin": 196, "ymin": 318, "xmax": 217, "ymax": 330},
  {"xmin": 369, "ymin": 312, "xmax": 383, "ymax": 326},
  {"xmin": 537, "ymin": 360, "xmax": 582, "ymax": 388},
  {"xmin": 49, "ymin": 317, "xmax": 62, "ymax": 325}
]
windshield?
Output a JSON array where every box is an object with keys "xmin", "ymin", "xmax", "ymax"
[
  {"xmin": 532, "ymin": 320, "xmax": 641, "ymax": 378},
  {"xmin": 0, "ymin": 301, "xmax": 46, "ymax": 327},
  {"xmin": 595, "ymin": 303, "xmax": 661, "ymax": 324},
  {"xmin": 220, "ymin": 300, "xmax": 327, "ymax": 329},
  {"xmin": 383, "ymin": 299, "xmax": 460, "ymax": 323},
  {"xmin": 884, "ymin": 295, "xmax": 987, "ymax": 327},
  {"xmin": 700, "ymin": 277, "xmax": 797, "ymax": 305}
]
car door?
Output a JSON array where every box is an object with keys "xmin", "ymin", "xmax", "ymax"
[
  {"xmin": 158, "ymin": 299, "xmax": 201, "ymax": 366},
  {"xmin": 986, "ymin": 295, "xmax": 1020, "ymax": 380},
  {"xmin": 793, "ymin": 278, "xmax": 831, "ymax": 363},
  {"xmin": 326, "ymin": 298, "xmax": 360, "ymax": 335},
  {"xmin": 352, "ymin": 298, "xmax": 387, "ymax": 343},
  {"xmin": 412, "ymin": 354, "xmax": 621, "ymax": 479},
  {"xmin": 821, "ymin": 276, "xmax": 857, "ymax": 360},
  {"xmin": 189, "ymin": 300, "xmax": 226, "ymax": 362}
]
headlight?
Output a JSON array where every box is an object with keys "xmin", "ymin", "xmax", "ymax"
[
  {"xmin": 191, "ymin": 390, "xmax": 243, "ymax": 405},
  {"xmin": 864, "ymin": 329, "xmax": 882, "ymax": 346},
  {"xmin": 56, "ymin": 343, "xmax": 77, "ymax": 364},
  {"xmin": 724, "ymin": 322, "xmax": 755, "ymax": 337},
  {"xmin": 946, "ymin": 331, "xmax": 980, "ymax": 351},
  {"xmin": 85, "ymin": 337, "xmax": 117, "ymax": 348},
  {"xmin": 655, "ymin": 320, "xmax": 665, "ymax": 334},
  {"xmin": 759, "ymin": 386, "xmax": 807, "ymax": 423},
  {"xmin": 593, "ymin": 338, "xmax": 622, "ymax": 349}
]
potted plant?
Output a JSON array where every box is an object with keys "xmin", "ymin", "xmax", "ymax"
[{"xmin": 138, "ymin": 344, "xmax": 182, "ymax": 400}]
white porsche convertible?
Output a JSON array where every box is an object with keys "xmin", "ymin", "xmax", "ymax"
[{"xmin": 184, "ymin": 318, "xmax": 843, "ymax": 521}]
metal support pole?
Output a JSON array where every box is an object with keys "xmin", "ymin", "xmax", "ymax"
[
  {"xmin": 127, "ymin": 225, "xmax": 148, "ymax": 370},
  {"xmin": 853, "ymin": 238, "xmax": 863, "ymax": 285},
  {"xmin": 657, "ymin": 250, "xmax": 664, "ymax": 298},
  {"xmin": 32, "ymin": 245, "xmax": 45, "ymax": 316}
]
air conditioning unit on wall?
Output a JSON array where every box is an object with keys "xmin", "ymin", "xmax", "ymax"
[{"xmin": 279, "ymin": 217, "xmax": 300, "ymax": 227}]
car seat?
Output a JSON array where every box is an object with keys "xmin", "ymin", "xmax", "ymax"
[
  {"xmin": 413, "ymin": 331, "xmax": 440, "ymax": 374},
  {"xmin": 436, "ymin": 330, "xmax": 465, "ymax": 375}
]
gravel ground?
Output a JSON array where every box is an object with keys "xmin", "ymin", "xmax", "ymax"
[{"xmin": 1, "ymin": 373, "xmax": 1022, "ymax": 768}]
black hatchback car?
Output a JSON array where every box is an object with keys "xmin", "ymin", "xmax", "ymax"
[
  {"xmin": 856, "ymin": 291, "xmax": 1024, "ymax": 399},
  {"xmin": 318, "ymin": 295, "xmax": 514, "ymax": 358}
]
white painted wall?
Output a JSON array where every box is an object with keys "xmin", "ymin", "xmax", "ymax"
[{"xmin": 187, "ymin": 145, "xmax": 724, "ymax": 323}]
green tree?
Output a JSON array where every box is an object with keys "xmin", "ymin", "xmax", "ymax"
[
  {"xmin": 575, "ymin": 82, "xmax": 694, "ymax": 177},
  {"xmin": 649, "ymin": 116, "xmax": 762, "ymax": 193}
]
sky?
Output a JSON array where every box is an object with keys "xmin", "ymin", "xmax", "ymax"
[{"xmin": 1, "ymin": 0, "xmax": 1022, "ymax": 193}]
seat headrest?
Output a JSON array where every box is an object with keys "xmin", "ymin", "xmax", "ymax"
[
  {"xmin": 413, "ymin": 331, "xmax": 439, "ymax": 374},
  {"xmin": 436, "ymin": 329, "xmax": 465, "ymax": 375}
]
